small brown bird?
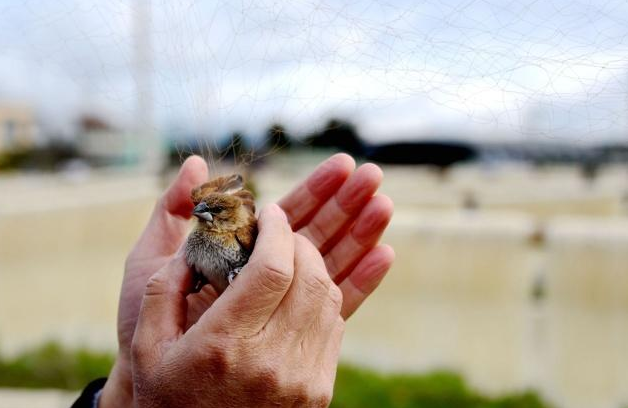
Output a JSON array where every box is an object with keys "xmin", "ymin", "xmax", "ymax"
[{"xmin": 185, "ymin": 174, "xmax": 257, "ymax": 294}]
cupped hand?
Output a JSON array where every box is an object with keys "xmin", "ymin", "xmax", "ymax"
[
  {"xmin": 101, "ymin": 156, "xmax": 209, "ymax": 407},
  {"xmin": 132, "ymin": 205, "xmax": 344, "ymax": 407},
  {"xmin": 279, "ymin": 154, "xmax": 394, "ymax": 318},
  {"xmin": 188, "ymin": 153, "xmax": 395, "ymax": 323},
  {"xmin": 101, "ymin": 153, "xmax": 394, "ymax": 407}
]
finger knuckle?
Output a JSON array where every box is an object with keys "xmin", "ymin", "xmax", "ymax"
[
  {"xmin": 328, "ymin": 284, "xmax": 343, "ymax": 312},
  {"xmin": 131, "ymin": 338, "xmax": 148, "ymax": 364},
  {"xmin": 314, "ymin": 387, "xmax": 333, "ymax": 408},
  {"xmin": 288, "ymin": 382, "xmax": 309, "ymax": 405},
  {"xmin": 185, "ymin": 338, "xmax": 239, "ymax": 383},
  {"xmin": 301, "ymin": 384, "xmax": 333, "ymax": 408},
  {"xmin": 336, "ymin": 316, "xmax": 346, "ymax": 334},
  {"xmin": 256, "ymin": 261, "xmax": 293, "ymax": 293},
  {"xmin": 204, "ymin": 346, "xmax": 232, "ymax": 380},
  {"xmin": 239, "ymin": 362, "xmax": 281, "ymax": 402},
  {"xmin": 254, "ymin": 365, "xmax": 281, "ymax": 392},
  {"xmin": 302, "ymin": 270, "xmax": 331, "ymax": 300},
  {"xmin": 144, "ymin": 272, "xmax": 168, "ymax": 296}
]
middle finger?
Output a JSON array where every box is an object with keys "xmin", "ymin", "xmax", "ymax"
[{"xmin": 298, "ymin": 163, "xmax": 382, "ymax": 254}]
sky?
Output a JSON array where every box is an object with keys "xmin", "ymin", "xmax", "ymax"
[{"xmin": 1, "ymin": 0, "xmax": 627, "ymax": 144}]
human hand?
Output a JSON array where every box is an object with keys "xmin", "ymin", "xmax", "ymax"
[
  {"xmin": 187, "ymin": 154, "xmax": 395, "ymax": 323},
  {"xmin": 279, "ymin": 154, "xmax": 394, "ymax": 318},
  {"xmin": 100, "ymin": 153, "xmax": 394, "ymax": 407},
  {"xmin": 100, "ymin": 156, "xmax": 209, "ymax": 407},
  {"xmin": 132, "ymin": 205, "xmax": 344, "ymax": 407}
]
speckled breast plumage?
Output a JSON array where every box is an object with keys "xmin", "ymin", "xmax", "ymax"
[{"xmin": 185, "ymin": 229, "xmax": 250, "ymax": 293}]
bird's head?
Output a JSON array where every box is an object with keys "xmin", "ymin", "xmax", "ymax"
[
  {"xmin": 191, "ymin": 174, "xmax": 256, "ymax": 232},
  {"xmin": 193, "ymin": 193, "xmax": 244, "ymax": 230}
]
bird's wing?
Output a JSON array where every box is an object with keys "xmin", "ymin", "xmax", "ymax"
[{"xmin": 235, "ymin": 221, "xmax": 257, "ymax": 255}]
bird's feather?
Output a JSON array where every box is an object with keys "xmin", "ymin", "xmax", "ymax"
[
  {"xmin": 235, "ymin": 222, "xmax": 257, "ymax": 254},
  {"xmin": 191, "ymin": 174, "xmax": 244, "ymax": 203},
  {"xmin": 186, "ymin": 173, "xmax": 257, "ymax": 294}
]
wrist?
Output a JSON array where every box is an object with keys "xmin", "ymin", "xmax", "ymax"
[{"xmin": 99, "ymin": 357, "xmax": 134, "ymax": 408}]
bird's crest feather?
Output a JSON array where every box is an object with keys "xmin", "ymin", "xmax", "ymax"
[{"xmin": 191, "ymin": 174, "xmax": 255, "ymax": 213}]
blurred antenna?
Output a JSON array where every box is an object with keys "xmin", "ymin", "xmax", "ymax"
[{"xmin": 132, "ymin": 0, "xmax": 162, "ymax": 172}]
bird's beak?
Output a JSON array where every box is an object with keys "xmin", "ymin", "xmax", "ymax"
[{"xmin": 193, "ymin": 202, "xmax": 213, "ymax": 222}]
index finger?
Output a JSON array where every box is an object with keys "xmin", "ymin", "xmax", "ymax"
[
  {"xmin": 192, "ymin": 204, "xmax": 295, "ymax": 337},
  {"xmin": 278, "ymin": 153, "xmax": 355, "ymax": 230}
]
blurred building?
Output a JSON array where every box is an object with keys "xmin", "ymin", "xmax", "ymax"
[
  {"xmin": 76, "ymin": 115, "xmax": 135, "ymax": 166},
  {"xmin": 0, "ymin": 103, "xmax": 36, "ymax": 152}
]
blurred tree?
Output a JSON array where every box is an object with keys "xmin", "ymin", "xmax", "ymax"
[
  {"xmin": 305, "ymin": 118, "xmax": 364, "ymax": 156},
  {"xmin": 220, "ymin": 132, "xmax": 252, "ymax": 163},
  {"xmin": 0, "ymin": 140, "xmax": 79, "ymax": 172},
  {"xmin": 265, "ymin": 123, "xmax": 292, "ymax": 151},
  {"xmin": 365, "ymin": 141, "xmax": 477, "ymax": 168}
]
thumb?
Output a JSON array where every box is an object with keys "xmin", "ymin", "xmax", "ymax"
[
  {"xmin": 132, "ymin": 155, "xmax": 209, "ymax": 258},
  {"xmin": 193, "ymin": 204, "xmax": 295, "ymax": 337},
  {"xmin": 132, "ymin": 251, "xmax": 193, "ymax": 365}
]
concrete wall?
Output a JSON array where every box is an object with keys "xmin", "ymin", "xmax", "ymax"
[
  {"xmin": 1, "ymin": 162, "xmax": 628, "ymax": 408},
  {"xmin": 544, "ymin": 218, "xmax": 628, "ymax": 408}
]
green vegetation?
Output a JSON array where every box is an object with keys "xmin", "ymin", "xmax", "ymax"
[
  {"xmin": 331, "ymin": 365, "xmax": 550, "ymax": 408},
  {"xmin": 0, "ymin": 142, "xmax": 79, "ymax": 172},
  {"xmin": 332, "ymin": 365, "xmax": 553, "ymax": 408},
  {"xmin": 0, "ymin": 343, "xmax": 554, "ymax": 408},
  {"xmin": 0, "ymin": 342, "xmax": 113, "ymax": 390}
]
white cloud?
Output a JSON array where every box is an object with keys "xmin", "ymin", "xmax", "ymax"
[{"xmin": 1, "ymin": 0, "xmax": 627, "ymax": 142}]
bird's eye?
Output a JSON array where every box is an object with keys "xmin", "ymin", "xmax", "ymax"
[{"xmin": 211, "ymin": 206, "xmax": 224, "ymax": 213}]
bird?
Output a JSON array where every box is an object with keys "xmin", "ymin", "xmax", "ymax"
[{"xmin": 185, "ymin": 174, "xmax": 257, "ymax": 294}]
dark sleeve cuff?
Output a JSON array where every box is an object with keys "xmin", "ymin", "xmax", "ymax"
[{"xmin": 71, "ymin": 378, "xmax": 108, "ymax": 408}]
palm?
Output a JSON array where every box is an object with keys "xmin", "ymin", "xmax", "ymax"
[
  {"xmin": 117, "ymin": 158, "xmax": 208, "ymax": 361},
  {"xmin": 118, "ymin": 154, "xmax": 393, "ymax": 365},
  {"xmin": 118, "ymin": 255, "xmax": 173, "ymax": 358}
]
